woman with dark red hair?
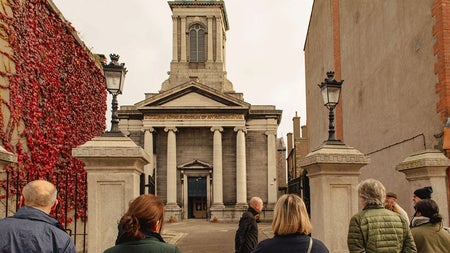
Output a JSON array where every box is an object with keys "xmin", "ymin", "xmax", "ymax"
[{"xmin": 104, "ymin": 194, "xmax": 181, "ymax": 253}]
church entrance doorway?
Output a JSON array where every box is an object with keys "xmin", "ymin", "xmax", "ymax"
[{"xmin": 187, "ymin": 176, "xmax": 207, "ymax": 218}]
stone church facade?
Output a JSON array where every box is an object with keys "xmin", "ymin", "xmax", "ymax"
[{"xmin": 117, "ymin": 0, "xmax": 283, "ymax": 221}]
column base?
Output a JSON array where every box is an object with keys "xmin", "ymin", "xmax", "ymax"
[
  {"xmin": 165, "ymin": 204, "xmax": 182, "ymax": 223},
  {"xmin": 235, "ymin": 202, "xmax": 248, "ymax": 210}
]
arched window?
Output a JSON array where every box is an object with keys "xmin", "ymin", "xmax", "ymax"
[{"xmin": 189, "ymin": 24, "xmax": 205, "ymax": 62}]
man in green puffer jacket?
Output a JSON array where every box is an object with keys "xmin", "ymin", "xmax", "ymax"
[{"xmin": 347, "ymin": 178, "xmax": 417, "ymax": 253}]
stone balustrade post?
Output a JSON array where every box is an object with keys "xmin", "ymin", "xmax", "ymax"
[
  {"xmin": 299, "ymin": 143, "xmax": 369, "ymax": 253},
  {"xmin": 396, "ymin": 149, "xmax": 450, "ymax": 226},
  {"xmin": 72, "ymin": 135, "xmax": 150, "ymax": 253}
]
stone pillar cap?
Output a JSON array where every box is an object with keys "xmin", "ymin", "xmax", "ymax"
[
  {"xmin": 299, "ymin": 143, "xmax": 370, "ymax": 166},
  {"xmin": 72, "ymin": 135, "xmax": 151, "ymax": 162},
  {"xmin": 396, "ymin": 149, "xmax": 450, "ymax": 172},
  {"xmin": 0, "ymin": 146, "xmax": 17, "ymax": 164}
]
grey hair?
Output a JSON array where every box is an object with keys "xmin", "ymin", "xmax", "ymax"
[{"xmin": 358, "ymin": 178, "xmax": 386, "ymax": 206}]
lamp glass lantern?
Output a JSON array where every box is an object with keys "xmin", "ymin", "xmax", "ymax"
[
  {"xmin": 102, "ymin": 54, "xmax": 127, "ymax": 134},
  {"xmin": 318, "ymin": 71, "xmax": 344, "ymax": 144},
  {"xmin": 103, "ymin": 54, "xmax": 126, "ymax": 95}
]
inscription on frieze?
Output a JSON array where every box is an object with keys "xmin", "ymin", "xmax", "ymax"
[{"xmin": 144, "ymin": 114, "xmax": 244, "ymax": 120}]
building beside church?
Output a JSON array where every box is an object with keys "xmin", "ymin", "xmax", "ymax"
[
  {"xmin": 302, "ymin": 0, "xmax": 450, "ymax": 219},
  {"xmin": 118, "ymin": 0, "xmax": 283, "ymax": 221}
]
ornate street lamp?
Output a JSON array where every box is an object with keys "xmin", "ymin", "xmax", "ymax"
[
  {"xmin": 318, "ymin": 71, "xmax": 344, "ymax": 145},
  {"xmin": 102, "ymin": 54, "xmax": 127, "ymax": 134}
]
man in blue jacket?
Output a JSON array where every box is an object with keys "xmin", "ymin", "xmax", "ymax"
[{"xmin": 0, "ymin": 180, "xmax": 76, "ymax": 253}]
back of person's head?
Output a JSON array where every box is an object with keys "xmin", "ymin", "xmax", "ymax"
[
  {"xmin": 358, "ymin": 178, "xmax": 386, "ymax": 206},
  {"xmin": 249, "ymin": 196, "xmax": 263, "ymax": 212},
  {"xmin": 413, "ymin": 186, "xmax": 433, "ymax": 200},
  {"xmin": 414, "ymin": 199, "xmax": 442, "ymax": 224},
  {"xmin": 272, "ymin": 194, "xmax": 311, "ymax": 236},
  {"xmin": 117, "ymin": 194, "xmax": 164, "ymax": 243},
  {"xmin": 22, "ymin": 180, "xmax": 57, "ymax": 209}
]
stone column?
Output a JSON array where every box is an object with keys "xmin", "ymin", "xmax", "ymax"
[
  {"xmin": 216, "ymin": 17, "xmax": 223, "ymax": 62},
  {"xmin": 265, "ymin": 130, "xmax": 277, "ymax": 207},
  {"xmin": 299, "ymin": 143, "xmax": 369, "ymax": 253},
  {"xmin": 143, "ymin": 128, "xmax": 154, "ymax": 194},
  {"xmin": 164, "ymin": 127, "xmax": 178, "ymax": 206},
  {"xmin": 72, "ymin": 135, "xmax": 150, "ymax": 253},
  {"xmin": 207, "ymin": 17, "xmax": 213, "ymax": 62},
  {"xmin": 180, "ymin": 17, "xmax": 187, "ymax": 62},
  {"xmin": 235, "ymin": 126, "xmax": 247, "ymax": 207},
  {"xmin": 396, "ymin": 149, "xmax": 450, "ymax": 226},
  {"xmin": 172, "ymin": 16, "xmax": 178, "ymax": 62},
  {"xmin": 211, "ymin": 127, "xmax": 224, "ymax": 208}
]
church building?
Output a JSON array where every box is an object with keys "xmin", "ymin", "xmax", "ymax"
[{"xmin": 117, "ymin": 0, "xmax": 283, "ymax": 221}]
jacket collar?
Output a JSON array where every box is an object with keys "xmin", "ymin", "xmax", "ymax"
[
  {"xmin": 363, "ymin": 204, "xmax": 384, "ymax": 210},
  {"xmin": 13, "ymin": 206, "xmax": 65, "ymax": 231}
]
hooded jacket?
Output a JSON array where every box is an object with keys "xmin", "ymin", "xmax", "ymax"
[
  {"xmin": 411, "ymin": 218, "xmax": 450, "ymax": 253},
  {"xmin": 0, "ymin": 206, "xmax": 75, "ymax": 253}
]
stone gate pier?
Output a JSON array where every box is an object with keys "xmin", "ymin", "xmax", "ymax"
[
  {"xmin": 72, "ymin": 134, "xmax": 150, "ymax": 253},
  {"xmin": 300, "ymin": 143, "xmax": 369, "ymax": 253}
]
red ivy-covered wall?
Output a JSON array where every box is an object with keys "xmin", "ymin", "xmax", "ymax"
[{"xmin": 0, "ymin": 0, "xmax": 106, "ymax": 225}]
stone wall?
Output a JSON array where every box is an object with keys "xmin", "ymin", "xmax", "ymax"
[{"xmin": 246, "ymin": 130, "xmax": 268, "ymax": 201}]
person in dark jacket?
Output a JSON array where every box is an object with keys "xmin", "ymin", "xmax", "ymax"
[
  {"xmin": 0, "ymin": 180, "xmax": 76, "ymax": 253},
  {"xmin": 235, "ymin": 196, "xmax": 264, "ymax": 253},
  {"xmin": 253, "ymin": 194, "xmax": 329, "ymax": 253},
  {"xmin": 104, "ymin": 194, "xmax": 181, "ymax": 253}
]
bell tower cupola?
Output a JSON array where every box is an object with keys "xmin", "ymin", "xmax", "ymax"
[{"xmin": 162, "ymin": 0, "xmax": 234, "ymax": 92}]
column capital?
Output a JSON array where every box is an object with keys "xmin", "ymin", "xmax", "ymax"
[
  {"xmin": 234, "ymin": 126, "xmax": 247, "ymax": 133},
  {"xmin": 164, "ymin": 126, "xmax": 178, "ymax": 133},
  {"xmin": 141, "ymin": 127, "xmax": 155, "ymax": 133},
  {"xmin": 265, "ymin": 130, "xmax": 277, "ymax": 136},
  {"xmin": 210, "ymin": 126, "xmax": 223, "ymax": 132}
]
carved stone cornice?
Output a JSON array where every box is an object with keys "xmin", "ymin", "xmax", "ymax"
[
  {"xmin": 396, "ymin": 150, "xmax": 450, "ymax": 179},
  {"xmin": 145, "ymin": 114, "xmax": 244, "ymax": 120},
  {"xmin": 72, "ymin": 136, "xmax": 151, "ymax": 163},
  {"xmin": 300, "ymin": 144, "xmax": 370, "ymax": 166}
]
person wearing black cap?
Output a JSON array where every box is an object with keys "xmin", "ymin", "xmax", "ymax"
[
  {"xmin": 410, "ymin": 186, "xmax": 433, "ymax": 227},
  {"xmin": 413, "ymin": 186, "xmax": 433, "ymax": 204}
]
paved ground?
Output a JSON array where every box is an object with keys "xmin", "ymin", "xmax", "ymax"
[{"xmin": 162, "ymin": 219, "xmax": 273, "ymax": 253}]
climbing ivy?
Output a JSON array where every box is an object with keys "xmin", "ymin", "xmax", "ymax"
[{"xmin": 0, "ymin": 0, "xmax": 106, "ymax": 225}]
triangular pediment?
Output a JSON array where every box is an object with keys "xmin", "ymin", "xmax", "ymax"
[
  {"xmin": 178, "ymin": 159, "xmax": 213, "ymax": 170},
  {"xmin": 135, "ymin": 81, "xmax": 249, "ymax": 110},
  {"xmin": 162, "ymin": 92, "xmax": 228, "ymax": 107}
]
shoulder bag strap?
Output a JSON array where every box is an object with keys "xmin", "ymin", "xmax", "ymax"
[{"xmin": 307, "ymin": 237, "xmax": 313, "ymax": 253}]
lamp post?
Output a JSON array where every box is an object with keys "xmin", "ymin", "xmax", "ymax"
[
  {"xmin": 102, "ymin": 54, "xmax": 127, "ymax": 135},
  {"xmin": 318, "ymin": 71, "xmax": 344, "ymax": 145}
]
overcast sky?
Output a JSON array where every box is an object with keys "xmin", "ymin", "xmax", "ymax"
[{"xmin": 52, "ymin": 0, "xmax": 314, "ymax": 139}]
